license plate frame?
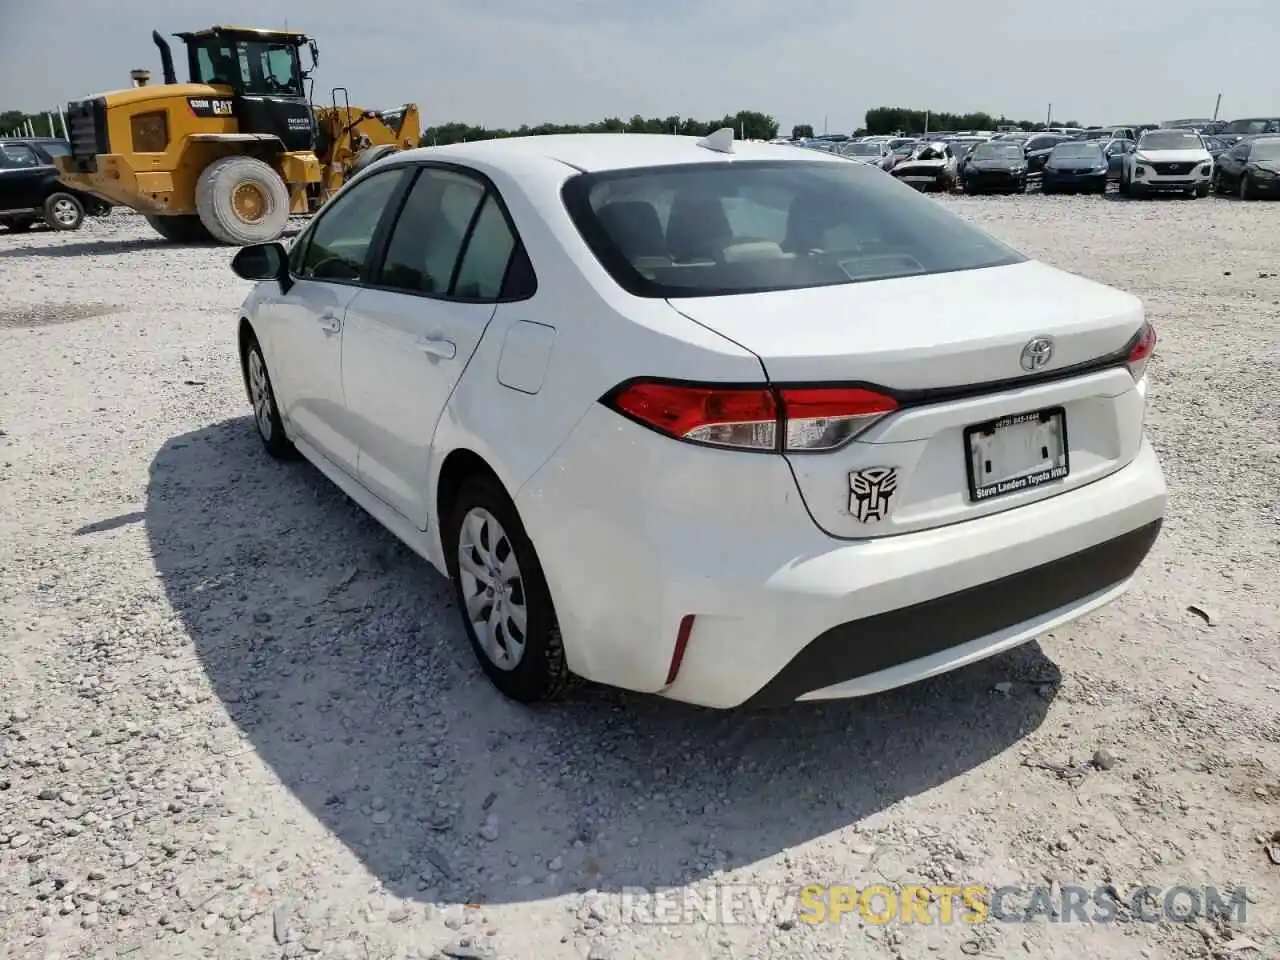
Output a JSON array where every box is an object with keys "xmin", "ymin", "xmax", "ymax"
[{"xmin": 964, "ymin": 406, "xmax": 1070, "ymax": 503}]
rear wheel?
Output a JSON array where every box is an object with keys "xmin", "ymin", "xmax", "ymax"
[
  {"xmin": 196, "ymin": 155, "xmax": 290, "ymax": 245},
  {"xmin": 3, "ymin": 217, "xmax": 35, "ymax": 233},
  {"xmin": 145, "ymin": 214, "xmax": 215, "ymax": 243},
  {"xmin": 445, "ymin": 474, "xmax": 569, "ymax": 704},
  {"xmin": 43, "ymin": 193, "xmax": 84, "ymax": 231}
]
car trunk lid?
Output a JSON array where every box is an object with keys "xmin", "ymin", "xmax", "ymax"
[{"xmin": 667, "ymin": 260, "xmax": 1149, "ymax": 539}]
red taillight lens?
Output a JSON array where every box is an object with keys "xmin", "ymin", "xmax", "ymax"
[
  {"xmin": 1126, "ymin": 321, "xmax": 1157, "ymax": 381},
  {"xmin": 604, "ymin": 381, "xmax": 898, "ymax": 452},
  {"xmin": 609, "ymin": 382, "xmax": 778, "ymax": 450},
  {"xmin": 778, "ymin": 387, "xmax": 899, "ymax": 451}
]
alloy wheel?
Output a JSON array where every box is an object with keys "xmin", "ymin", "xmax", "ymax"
[
  {"xmin": 457, "ymin": 507, "xmax": 527, "ymax": 670},
  {"xmin": 52, "ymin": 199, "xmax": 79, "ymax": 226},
  {"xmin": 247, "ymin": 350, "xmax": 274, "ymax": 441}
]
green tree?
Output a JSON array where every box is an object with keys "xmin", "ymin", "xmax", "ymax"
[
  {"xmin": 420, "ymin": 110, "xmax": 779, "ymax": 147},
  {"xmin": 792, "ymin": 123, "xmax": 814, "ymax": 139},
  {"xmin": 865, "ymin": 106, "xmax": 1048, "ymax": 135}
]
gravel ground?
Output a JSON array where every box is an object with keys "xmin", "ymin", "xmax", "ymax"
[{"xmin": 1, "ymin": 197, "xmax": 1278, "ymax": 960}]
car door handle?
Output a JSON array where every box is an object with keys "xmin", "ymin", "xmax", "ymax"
[
  {"xmin": 417, "ymin": 336, "xmax": 456, "ymax": 359},
  {"xmin": 317, "ymin": 312, "xmax": 341, "ymax": 335}
]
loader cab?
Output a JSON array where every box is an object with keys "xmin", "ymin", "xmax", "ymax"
[{"xmin": 174, "ymin": 26, "xmax": 319, "ymax": 152}]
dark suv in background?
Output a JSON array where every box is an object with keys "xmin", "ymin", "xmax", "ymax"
[{"xmin": 0, "ymin": 138, "xmax": 111, "ymax": 233}]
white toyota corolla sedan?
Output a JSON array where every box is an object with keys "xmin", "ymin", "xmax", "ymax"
[{"xmin": 230, "ymin": 130, "xmax": 1166, "ymax": 710}]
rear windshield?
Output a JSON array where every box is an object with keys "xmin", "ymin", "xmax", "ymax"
[
  {"xmin": 561, "ymin": 159, "xmax": 1025, "ymax": 298},
  {"xmin": 1050, "ymin": 143, "xmax": 1103, "ymax": 159},
  {"xmin": 970, "ymin": 142, "xmax": 1023, "ymax": 160}
]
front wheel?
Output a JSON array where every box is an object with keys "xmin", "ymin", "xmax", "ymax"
[
  {"xmin": 196, "ymin": 155, "xmax": 290, "ymax": 244},
  {"xmin": 1240, "ymin": 175, "xmax": 1256, "ymax": 200},
  {"xmin": 242, "ymin": 333, "xmax": 297, "ymax": 460},
  {"xmin": 445, "ymin": 474, "xmax": 570, "ymax": 704},
  {"xmin": 43, "ymin": 193, "xmax": 84, "ymax": 231},
  {"xmin": 1195, "ymin": 182, "xmax": 1210, "ymax": 198}
]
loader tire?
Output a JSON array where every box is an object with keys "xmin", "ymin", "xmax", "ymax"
[
  {"xmin": 145, "ymin": 214, "xmax": 214, "ymax": 243},
  {"xmin": 195, "ymin": 156, "xmax": 290, "ymax": 245},
  {"xmin": 350, "ymin": 144, "xmax": 399, "ymax": 176}
]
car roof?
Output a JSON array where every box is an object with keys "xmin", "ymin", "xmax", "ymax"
[{"xmin": 389, "ymin": 133, "xmax": 845, "ymax": 174}]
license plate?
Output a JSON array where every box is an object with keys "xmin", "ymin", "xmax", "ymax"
[
  {"xmin": 904, "ymin": 176, "xmax": 934, "ymax": 182},
  {"xmin": 964, "ymin": 407, "xmax": 1069, "ymax": 502}
]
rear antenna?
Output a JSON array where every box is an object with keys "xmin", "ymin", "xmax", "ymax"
[{"xmin": 696, "ymin": 127, "xmax": 735, "ymax": 154}]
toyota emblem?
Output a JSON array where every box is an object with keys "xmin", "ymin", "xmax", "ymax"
[{"xmin": 1020, "ymin": 336, "xmax": 1054, "ymax": 372}]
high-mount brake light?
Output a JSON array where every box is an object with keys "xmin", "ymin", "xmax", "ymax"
[
  {"xmin": 1125, "ymin": 320, "xmax": 1157, "ymax": 381},
  {"xmin": 604, "ymin": 381, "xmax": 899, "ymax": 452}
]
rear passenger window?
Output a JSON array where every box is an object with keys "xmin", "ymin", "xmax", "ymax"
[
  {"xmin": 378, "ymin": 169, "xmax": 485, "ymax": 295},
  {"xmin": 452, "ymin": 195, "xmax": 516, "ymax": 300}
]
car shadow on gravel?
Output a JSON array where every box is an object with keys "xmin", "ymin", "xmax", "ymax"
[
  {"xmin": 144, "ymin": 417, "xmax": 1060, "ymax": 906},
  {"xmin": 0, "ymin": 226, "xmax": 301, "ymax": 258}
]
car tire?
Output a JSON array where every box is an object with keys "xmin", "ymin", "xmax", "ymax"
[
  {"xmin": 195, "ymin": 155, "xmax": 291, "ymax": 245},
  {"xmin": 1240, "ymin": 175, "xmax": 1255, "ymax": 201},
  {"xmin": 145, "ymin": 214, "xmax": 215, "ymax": 243},
  {"xmin": 444, "ymin": 473, "xmax": 570, "ymax": 705},
  {"xmin": 1195, "ymin": 182, "xmax": 1210, "ymax": 198},
  {"xmin": 4, "ymin": 217, "xmax": 36, "ymax": 233},
  {"xmin": 43, "ymin": 193, "xmax": 84, "ymax": 231},
  {"xmin": 241, "ymin": 332, "xmax": 297, "ymax": 460}
]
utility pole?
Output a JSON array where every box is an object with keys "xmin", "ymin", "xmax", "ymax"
[
  {"xmin": 1046, "ymin": 103, "xmax": 1052, "ymax": 127},
  {"xmin": 1212, "ymin": 93, "xmax": 1222, "ymax": 122}
]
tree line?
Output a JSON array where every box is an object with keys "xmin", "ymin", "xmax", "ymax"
[
  {"xmin": 421, "ymin": 110, "xmax": 780, "ymax": 145},
  {"xmin": 860, "ymin": 106, "xmax": 1081, "ymax": 135},
  {"xmin": 3, "ymin": 103, "xmax": 1086, "ymax": 148}
]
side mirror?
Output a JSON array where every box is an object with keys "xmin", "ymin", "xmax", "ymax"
[{"xmin": 231, "ymin": 242, "xmax": 290, "ymax": 291}]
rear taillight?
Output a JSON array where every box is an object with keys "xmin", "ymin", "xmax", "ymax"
[
  {"xmin": 604, "ymin": 380, "xmax": 898, "ymax": 453},
  {"xmin": 1125, "ymin": 320, "xmax": 1157, "ymax": 381}
]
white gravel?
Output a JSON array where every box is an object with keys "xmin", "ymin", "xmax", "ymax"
[{"xmin": 1, "ymin": 199, "xmax": 1278, "ymax": 960}]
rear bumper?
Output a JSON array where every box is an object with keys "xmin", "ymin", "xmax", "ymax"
[
  {"xmin": 518, "ymin": 402, "xmax": 1167, "ymax": 709},
  {"xmin": 744, "ymin": 517, "xmax": 1159, "ymax": 707}
]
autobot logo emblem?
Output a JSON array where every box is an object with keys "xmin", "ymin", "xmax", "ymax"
[
  {"xmin": 1020, "ymin": 336, "xmax": 1055, "ymax": 372},
  {"xmin": 848, "ymin": 467, "xmax": 898, "ymax": 522}
]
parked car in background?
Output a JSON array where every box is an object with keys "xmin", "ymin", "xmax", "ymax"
[
  {"xmin": 946, "ymin": 136, "xmax": 989, "ymax": 166},
  {"xmin": 838, "ymin": 139, "xmax": 894, "ymax": 169},
  {"xmin": 0, "ymin": 137, "xmax": 111, "ymax": 233},
  {"xmin": 1201, "ymin": 134, "xmax": 1231, "ymax": 160},
  {"xmin": 1221, "ymin": 118, "xmax": 1280, "ymax": 142},
  {"xmin": 958, "ymin": 141, "xmax": 1028, "ymax": 193},
  {"xmin": 227, "ymin": 131, "xmax": 1166, "ymax": 709},
  {"xmin": 1023, "ymin": 133, "xmax": 1073, "ymax": 175},
  {"xmin": 1102, "ymin": 138, "xmax": 1134, "ymax": 179},
  {"xmin": 890, "ymin": 141, "xmax": 958, "ymax": 191},
  {"xmin": 1119, "ymin": 129, "xmax": 1213, "ymax": 198},
  {"xmin": 1212, "ymin": 135, "xmax": 1280, "ymax": 199},
  {"xmin": 1041, "ymin": 141, "xmax": 1110, "ymax": 194},
  {"xmin": 885, "ymin": 140, "xmax": 921, "ymax": 170}
]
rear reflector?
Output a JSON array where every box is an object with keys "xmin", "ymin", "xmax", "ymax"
[
  {"xmin": 604, "ymin": 380, "xmax": 898, "ymax": 452},
  {"xmin": 665, "ymin": 615, "xmax": 696, "ymax": 686},
  {"xmin": 1125, "ymin": 321, "xmax": 1157, "ymax": 381}
]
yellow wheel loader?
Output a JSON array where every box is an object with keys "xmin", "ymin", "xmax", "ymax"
[{"xmin": 54, "ymin": 26, "xmax": 420, "ymax": 244}]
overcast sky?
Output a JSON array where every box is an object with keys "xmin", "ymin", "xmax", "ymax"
[{"xmin": 2, "ymin": 0, "xmax": 1276, "ymax": 133}]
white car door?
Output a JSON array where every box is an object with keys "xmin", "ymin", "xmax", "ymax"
[
  {"xmin": 341, "ymin": 165, "xmax": 525, "ymax": 523},
  {"xmin": 261, "ymin": 167, "xmax": 408, "ymax": 476}
]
